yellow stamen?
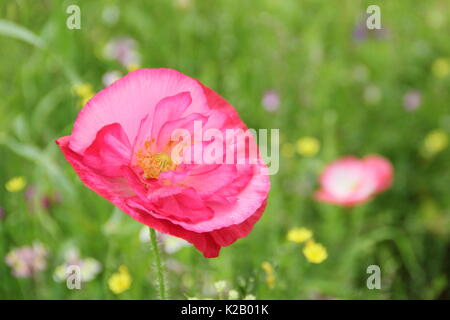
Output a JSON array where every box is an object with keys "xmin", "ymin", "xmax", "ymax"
[{"xmin": 135, "ymin": 140, "xmax": 176, "ymax": 179}]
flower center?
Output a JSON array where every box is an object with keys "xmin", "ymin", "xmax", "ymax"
[{"xmin": 135, "ymin": 140, "xmax": 176, "ymax": 179}]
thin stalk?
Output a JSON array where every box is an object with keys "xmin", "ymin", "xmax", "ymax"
[{"xmin": 149, "ymin": 228, "xmax": 168, "ymax": 300}]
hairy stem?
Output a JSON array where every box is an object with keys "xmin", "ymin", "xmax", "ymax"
[{"xmin": 149, "ymin": 228, "xmax": 168, "ymax": 300}]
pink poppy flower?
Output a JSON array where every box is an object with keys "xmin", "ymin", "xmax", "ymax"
[
  {"xmin": 315, "ymin": 155, "xmax": 393, "ymax": 207},
  {"xmin": 57, "ymin": 68, "xmax": 270, "ymax": 258}
]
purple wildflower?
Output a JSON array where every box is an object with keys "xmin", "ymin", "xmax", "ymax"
[
  {"xmin": 262, "ymin": 90, "xmax": 280, "ymax": 112},
  {"xmin": 104, "ymin": 36, "xmax": 141, "ymax": 68},
  {"xmin": 5, "ymin": 242, "xmax": 48, "ymax": 278},
  {"xmin": 403, "ymin": 90, "xmax": 422, "ymax": 112}
]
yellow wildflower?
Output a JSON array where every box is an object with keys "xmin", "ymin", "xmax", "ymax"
[
  {"xmin": 296, "ymin": 136, "xmax": 320, "ymax": 157},
  {"xmin": 432, "ymin": 58, "xmax": 450, "ymax": 79},
  {"xmin": 303, "ymin": 240, "xmax": 328, "ymax": 264},
  {"xmin": 281, "ymin": 143, "xmax": 295, "ymax": 158},
  {"xmin": 287, "ymin": 227, "xmax": 313, "ymax": 243},
  {"xmin": 266, "ymin": 274, "xmax": 275, "ymax": 289},
  {"xmin": 261, "ymin": 261, "xmax": 273, "ymax": 274},
  {"xmin": 261, "ymin": 261, "xmax": 275, "ymax": 289},
  {"xmin": 73, "ymin": 83, "xmax": 94, "ymax": 98},
  {"xmin": 108, "ymin": 265, "xmax": 132, "ymax": 294},
  {"xmin": 422, "ymin": 129, "xmax": 448, "ymax": 157},
  {"xmin": 127, "ymin": 63, "xmax": 141, "ymax": 72},
  {"xmin": 5, "ymin": 176, "xmax": 27, "ymax": 192},
  {"xmin": 72, "ymin": 83, "xmax": 95, "ymax": 107},
  {"xmin": 81, "ymin": 95, "xmax": 93, "ymax": 106}
]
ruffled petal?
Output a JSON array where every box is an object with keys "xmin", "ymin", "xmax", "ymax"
[
  {"xmin": 69, "ymin": 69, "xmax": 209, "ymax": 154},
  {"xmin": 151, "ymin": 92, "xmax": 192, "ymax": 143},
  {"xmin": 124, "ymin": 196, "xmax": 267, "ymax": 258},
  {"xmin": 83, "ymin": 123, "xmax": 132, "ymax": 176},
  {"xmin": 56, "ymin": 136, "xmax": 134, "ymax": 199},
  {"xmin": 119, "ymin": 201, "xmax": 221, "ymax": 257},
  {"xmin": 208, "ymin": 198, "xmax": 266, "ymax": 248},
  {"xmin": 156, "ymin": 113, "xmax": 207, "ymax": 151},
  {"xmin": 132, "ymin": 92, "xmax": 193, "ymax": 154},
  {"xmin": 157, "ymin": 161, "xmax": 269, "ymax": 233},
  {"xmin": 197, "ymin": 82, "xmax": 245, "ymax": 129},
  {"xmin": 147, "ymin": 187, "xmax": 214, "ymax": 223},
  {"xmin": 181, "ymin": 164, "xmax": 238, "ymax": 195}
]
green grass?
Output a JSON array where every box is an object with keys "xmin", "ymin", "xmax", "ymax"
[{"xmin": 0, "ymin": 0, "xmax": 449, "ymax": 299}]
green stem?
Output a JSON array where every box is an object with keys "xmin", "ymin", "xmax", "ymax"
[{"xmin": 149, "ymin": 228, "xmax": 168, "ymax": 300}]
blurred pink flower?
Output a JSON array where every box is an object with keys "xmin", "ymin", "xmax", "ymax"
[
  {"xmin": 5, "ymin": 242, "xmax": 48, "ymax": 278},
  {"xmin": 41, "ymin": 193, "xmax": 61, "ymax": 210},
  {"xmin": 24, "ymin": 185, "xmax": 36, "ymax": 203},
  {"xmin": 24, "ymin": 185, "xmax": 60, "ymax": 211},
  {"xmin": 104, "ymin": 36, "xmax": 141, "ymax": 68},
  {"xmin": 403, "ymin": 90, "xmax": 422, "ymax": 112},
  {"xmin": 262, "ymin": 90, "xmax": 280, "ymax": 112},
  {"xmin": 315, "ymin": 155, "xmax": 393, "ymax": 206}
]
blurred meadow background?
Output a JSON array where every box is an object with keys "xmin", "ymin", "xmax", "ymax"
[{"xmin": 1, "ymin": 0, "xmax": 450, "ymax": 299}]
